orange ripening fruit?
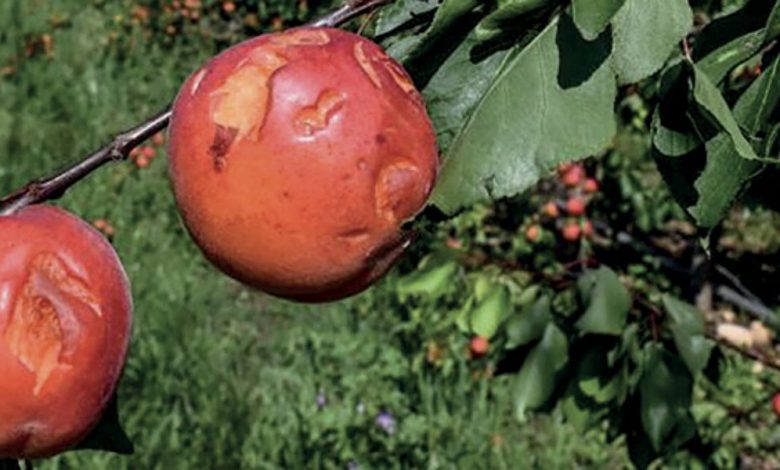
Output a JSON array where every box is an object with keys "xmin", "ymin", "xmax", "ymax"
[{"xmin": 168, "ymin": 27, "xmax": 439, "ymax": 302}]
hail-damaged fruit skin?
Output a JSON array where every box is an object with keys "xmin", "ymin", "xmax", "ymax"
[
  {"xmin": 168, "ymin": 27, "xmax": 439, "ymax": 302},
  {"xmin": 0, "ymin": 205, "xmax": 132, "ymax": 458}
]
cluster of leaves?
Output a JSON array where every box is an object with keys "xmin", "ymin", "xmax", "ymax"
[
  {"xmin": 398, "ymin": 226, "xmax": 720, "ymax": 468},
  {"xmin": 374, "ymin": 0, "xmax": 779, "ymax": 238},
  {"xmin": 653, "ymin": 0, "xmax": 780, "ymax": 231}
]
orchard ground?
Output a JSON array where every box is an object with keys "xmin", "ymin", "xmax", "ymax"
[{"xmin": 1, "ymin": 0, "xmax": 780, "ymax": 468}]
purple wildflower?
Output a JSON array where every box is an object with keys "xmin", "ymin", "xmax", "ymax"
[
  {"xmin": 316, "ymin": 391, "xmax": 327, "ymax": 410},
  {"xmin": 375, "ymin": 410, "xmax": 397, "ymax": 435}
]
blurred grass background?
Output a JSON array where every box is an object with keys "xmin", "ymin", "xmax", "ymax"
[{"xmin": 0, "ymin": 1, "xmax": 629, "ymax": 468}]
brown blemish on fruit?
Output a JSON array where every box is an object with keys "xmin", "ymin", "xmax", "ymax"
[
  {"xmin": 382, "ymin": 60, "xmax": 416, "ymax": 94},
  {"xmin": 293, "ymin": 89, "xmax": 346, "ymax": 136},
  {"xmin": 270, "ymin": 29, "xmax": 330, "ymax": 46},
  {"xmin": 190, "ymin": 68, "xmax": 208, "ymax": 96},
  {"xmin": 209, "ymin": 125, "xmax": 239, "ymax": 172},
  {"xmin": 5, "ymin": 253, "xmax": 99, "ymax": 395},
  {"xmin": 353, "ymin": 42, "xmax": 382, "ymax": 89},
  {"xmin": 375, "ymin": 161, "xmax": 422, "ymax": 223},
  {"xmin": 338, "ymin": 227, "xmax": 370, "ymax": 244},
  {"xmin": 210, "ymin": 51, "xmax": 287, "ymax": 141}
]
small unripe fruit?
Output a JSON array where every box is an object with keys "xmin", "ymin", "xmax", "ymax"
[
  {"xmin": 561, "ymin": 164, "xmax": 584, "ymax": 187},
  {"xmin": 542, "ymin": 201, "xmax": 559, "ymax": 218},
  {"xmin": 583, "ymin": 178, "xmax": 599, "ymax": 193},
  {"xmin": 0, "ymin": 205, "xmax": 132, "ymax": 458},
  {"xmin": 469, "ymin": 336, "xmax": 489, "ymax": 358},
  {"xmin": 565, "ymin": 197, "xmax": 586, "ymax": 216},
  {"xmin": 561, "ymin": 222, "xmax": 581, "ymax": 242},
  {"xmin": 773, "ymin": 393, "xmax": 780, "ymax": 418},
  {"xmin": 525, "ymin": 225, "xmax": 541, "ymax": 243},
  {"xmin": 168, "ymin": 27, "xmax": 438, "ymax": 302}
]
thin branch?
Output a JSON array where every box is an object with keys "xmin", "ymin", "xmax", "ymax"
[
  {"xmin": 0, "ymin": 0, "xmax": 392, "ymax": 216},
  {"xmin": 708, "ymin": 332, "xmax": 780, "ymax": 374},
  {"xmin": 0, "ymin": 110, "xmax": 170, "ymax": 216}
]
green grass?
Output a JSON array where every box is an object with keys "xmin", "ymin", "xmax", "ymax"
[{"xmin": 0, "ymin": 1, "xmax": 635, "ymax": 468}]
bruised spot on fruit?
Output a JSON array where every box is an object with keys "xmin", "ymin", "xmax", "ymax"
[
  {"xmin": 190, "ymin": 68, "xmax": 208, "ymax": 96},
  {"xmin": 209, "ymin": 52, "xmax": 287, "ymax": 141},
  {"xmin": 353, "ymin": 42, "xmax": 382, "ymax": 89},
  {"xmin": 269, "ymin": 28, "xmax": 330, "ymax": 46},
  {"xmin": 209, "ymin": 125, "xmax": 239, "ymax": 172},
  {"xmin": 4, "ymin": 252, "xmax": 106, "ymax": 396},
  {"xmin": 33, "ymin": 253, "xmax": 101, "ymax": 318},
  {"xmin": 338, "ymin": 227, "xmax": 370, "ymax": 245},
  {"xmin": 293, "ymin": 89, "xmax": 346, "ymax": 136},
  {"xmin": 6, "ymin": 289, "xmax": 64, "ymax": 396},
  {"xmin": 382, "ymin": 60, "xmax": 416, "ymax": 95},
  {"xmin": 375, "ymin": 161, "xmax": 422, "ymax": 223}
]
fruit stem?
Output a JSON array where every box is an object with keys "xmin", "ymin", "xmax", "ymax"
[{"xmin": 0, "ymin": 0, "xmax": 392, "ymax": 215}]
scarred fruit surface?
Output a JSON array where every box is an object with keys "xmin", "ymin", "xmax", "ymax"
[
  {"xmin": 168, "ymin": 27, "xmax": 438, "ymax": 302},
  {"xmin": 0, "ymin": 205, "xmax": 132, "ymax": 458}
]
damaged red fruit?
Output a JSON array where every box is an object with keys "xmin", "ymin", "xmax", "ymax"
[
  {"xmin": 0, "ymin": 205, "xmax": 132, "ymax": 458},
  {"xmin": 167, "ymin": 27, "xmax": 439, "ymax": 302}
]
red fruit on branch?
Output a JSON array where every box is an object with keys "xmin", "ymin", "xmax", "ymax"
[
  {"xmin": 773, "ymin": 393, "xmax": 780, "ymax": 418},
  {"xmin": 562, "ymin": 222, "xmax": 581, "ymax": 242},
  {"xmin": 140, "ymin": 146, "xmax": 156, "ymax": 159},
  {"xmin": 0, "ymin": 205, "xmax": 132, "ymax": 458},
  {"xmin": 469, "ymin": 336, "xmax": 489, "ymax": 358},
  {"xmin": 566, "ymin": 197, "xmax": 586, "ymax": 216},
  {"xmin": 542, "ymin": 201, "xmax": 559, "ymax": 218},
  {"xmin": 168, "ymin": 27, "xmax": 439, "ymax": 302},
  {"xmin": 525, "ymin": 224, "xmax": 541, "ymax": 243},
  {"xmin": 583, "ymin": 178, "xmax": 599, "ymax": 193},
  {"xmin": 560, "ymin": 164, "xmax": 584, "ymax": 187},
  {"xmin": 582, "ymin": 219, "xmax": 593, "ymax": 238}
]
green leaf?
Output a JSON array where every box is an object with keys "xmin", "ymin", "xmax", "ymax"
[
  {"xmin": 639, "ymin": 344, "xmax": 694, "ymax": 453},
  {"xmin": 470, "ymin": 283, "xmax": 512, "ymax": 338},
  {"xmin": 432, "ymin": 15, "xmax": 617, "ymax": 214},
  {"xmin": 571, "ymin": 0, "xmax": 626, "ymax": 40},
  {"xmin": 474, "ymin": 0, "xmax": 552, "ymax": 44},
  {"xmin": 374, "ymin": 0, "xmax": 439, "ymax": 36},
  {"xmin": 576, "ymin": 267, "xmax": 631, "ymax": 336},
  {"xmin": 397, "ymin": 255, "xmax": 460, "ymax": 299},
  {"xmin": 386, "ymin": 0, "xmax": 482, "ymax": 88},
  {"xmin": 422, "ymin": 33, "xmax": 509, "ymax": 154},
  {"xmin": 697, "ymin": 30, "xmax": 765, "ymax": 84},
  {"xmin": 692, "ymin": 64, "xmax": 759, "ymax": 161},
  {"xmin": 610, "ymin": 0, "xmax": 692, "ymax": 85},
  {"xmin": 74, "ymin": 393, "xmax": 134, "ymax": 455},
  {"xmin": 514, "ymin": 323, "xmax": 568, "ymax": 419},
  {"xmin": 766, "ymin": 1, "xmax": 780, "ymax": 43},
  {"xmin": 689, "ymin": 57, "xmax": 779, "ymax": 227},
  {"xmin": 662, "ymin": 296, "xmax": 714, "ymax": 377},
  {"xmin": 739, "ymin": 55, "xmax": 780, "ymax": 138},
  {"xmin": 652, "ymin": 112, "xmax": 702, "ymax": 157},
  {"xmin": 576, "ymin": 342, "xmax": 627, "ymax": 404},
  {"xmin": 505, "ymin": 295, "xmax": 551, "ymax": 349}
]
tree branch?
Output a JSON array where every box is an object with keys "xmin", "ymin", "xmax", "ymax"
[{"xmin": 0, "ymin": 0, "xmax": 392, "ymax": 216}]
